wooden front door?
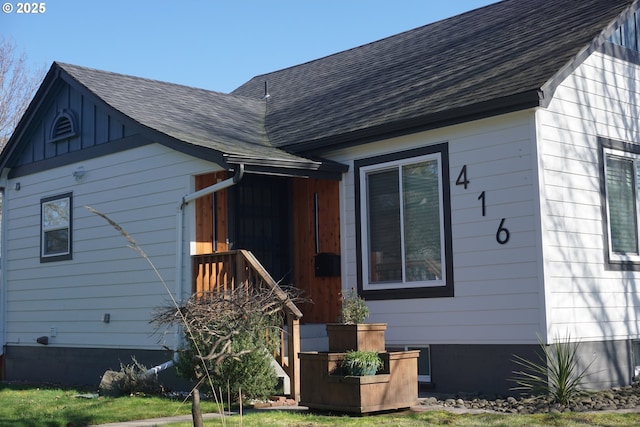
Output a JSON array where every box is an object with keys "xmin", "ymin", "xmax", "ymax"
[{"xmin": 291, "ymin": 178, "xmax": 341, "ymax": 323}]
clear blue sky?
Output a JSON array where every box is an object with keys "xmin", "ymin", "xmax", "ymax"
[{"xmin": 2, "ymin": 0, "xmax": 496, "ymax": 93}]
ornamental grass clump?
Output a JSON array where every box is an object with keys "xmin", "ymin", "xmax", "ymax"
[
  {"xmin": 511, "ymin": 334, "xmax": 594, "ymax": 405},
  {"xmin": 341, "ymin": 350, "xmax": 383, "ymax": 376}
]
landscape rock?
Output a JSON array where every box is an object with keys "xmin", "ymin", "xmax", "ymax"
[{"xmin": 418, "ymin": 383, "xmax": 640, "ymax": 414}]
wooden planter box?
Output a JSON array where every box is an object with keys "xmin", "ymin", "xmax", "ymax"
[
  {"xmin": 298, "ymin": 350, "xmax": 419, "ymax": 413},
  {"xmin": 326, "ymin": 323, "xmax": 387, "ymax": 352}
]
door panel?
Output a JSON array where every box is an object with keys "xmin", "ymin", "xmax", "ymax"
[{"xmin": 234, "ymin": 175, "xmax": 291, "ymax": 284}]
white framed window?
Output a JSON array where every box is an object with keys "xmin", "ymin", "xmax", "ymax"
[
  {"xmin": 408, "ymin": 346, "xmax": 431, "ymax": 383},
  {"xmin": 633, "ymin": 341, "xmax": 640, "ymax": 380},
  {"xmin": 603, "ymin": 147, "xmax": 640, "ymax": 263},
  {"xmin": 355, "ymin": 144, "xmax": 453, "ymax": 300},
  {"xmin": 41, "ymin": 193, "xmax": 72, "ymax": 262},
  {"xmin": 390, "ymin": 345, "xmax": 431, "ymax": 382}
]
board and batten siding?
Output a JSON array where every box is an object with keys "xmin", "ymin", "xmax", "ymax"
[
  {"xmin": 4, "ymin": 143, "xmax": 220, "ymax": 350},
  {"xmin": 13, "ymin": 81, "xmax": 136, "ymax": 168},
  {"xmin": 328, "ymin": 111, "xmax": 545, "ymax": 346},
  {"xmin": 539, "ymin": 49, "xmax": 640, "ymax": 343}
]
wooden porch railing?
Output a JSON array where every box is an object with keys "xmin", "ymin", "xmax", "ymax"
[{"xmin": 192, "ymin": 250, "xmax": 303, "ymax": 401}]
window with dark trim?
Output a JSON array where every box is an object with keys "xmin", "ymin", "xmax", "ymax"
[
  {"xmin": 599, "ymin": 137, "xmax": 640, "ymax": 270},
  {"xmin": 355, "ymin": 144, "xmax": 453, "ymax": 300},
  {"xmin": 633, "ymin": 341, "xmax": 640, "ymax": 380},
  {"xmin": 41, "ymin": 193, "xmax": 72, "ymax": 262}
]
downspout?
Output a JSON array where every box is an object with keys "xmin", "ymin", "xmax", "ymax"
[
  {"xmin": 0, "ymin": 169, "xmax": 8, "ymax": 362},
  {"xmin": 172, "ymin": 164, "xmax": 244, "ymax": 351}
]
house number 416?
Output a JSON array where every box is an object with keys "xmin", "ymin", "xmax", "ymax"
[{"xmin": 456, "ymin": 165, "xmax": 510, "ymax": 245}]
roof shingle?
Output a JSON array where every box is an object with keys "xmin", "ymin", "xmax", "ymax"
[
  {"xmin": 233, "ymin": 0, "xmax": 634, "ymax": 152},
  {"xmin": 4, "ymin": 0, "xmax": 635, "ymax": 174}
]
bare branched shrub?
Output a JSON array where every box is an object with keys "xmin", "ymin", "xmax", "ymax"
[{"xmin": 152, "ymin": 284, "xmax": 306, "ymax": 400}]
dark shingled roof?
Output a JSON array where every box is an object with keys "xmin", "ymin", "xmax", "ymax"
[
  {"xmin": 56, "ymin": 62, "xmax": 309, "ymax": 165},
  {"xmin": 233, "ymin": 0, "xmax": 635, "ymax": 153},
  {"xmin": 3, "ymin": 0, "xmax": 635, "ymax": 175}
]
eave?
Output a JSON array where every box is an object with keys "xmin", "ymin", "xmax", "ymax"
[
  {"xmin": 292, "ymin": 89, "xmax": 544, "ymax": 155},
  {"xmin": 225, "ymin": 154, "xmax": 349, "ymax": 180}
]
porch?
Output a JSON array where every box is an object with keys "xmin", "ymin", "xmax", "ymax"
[
  {"xmin": 191, "ymin": 172, "xmax": 344, "ymax": 401},
  {"xmin": 192, "ymin": 250, "xmax": 302, "ymax": 400}
]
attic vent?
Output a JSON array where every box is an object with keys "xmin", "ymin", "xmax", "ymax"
[{"xmin": 49, "ymin": 110, "xmax": 77, "ymax": 143}]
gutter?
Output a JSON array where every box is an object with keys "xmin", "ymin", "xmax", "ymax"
[
  {"xmin": 180, "ymin": 163, "xmax": 244, "ymax": 207},
  {"xmin": 290, "ymin": 90, "xmax": 544, "ymax": 155}
]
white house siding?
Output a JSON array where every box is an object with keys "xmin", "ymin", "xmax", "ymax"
[
  {"xmin": 330, "ymin": 111, "xmax": 546, "ymax": 347},
  {"xmin": 4, "ymin": 143, "xmax": 219, "ymax": 351},
  {"xmin": 539, "ymin": 50, "xmax": 640, "ymax": 344}
]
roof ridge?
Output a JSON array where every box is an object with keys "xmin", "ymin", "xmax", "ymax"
[
  {"xmin": 233, "ymin": 0, "xmax": 504, "ymax": 92},
  {"xmin": 232, "ymin": 0, "xmax": 634, "ymax": 149},
  {"xmin": 55, "ymin": 61, "xmax": 235, "ymax": 97}
]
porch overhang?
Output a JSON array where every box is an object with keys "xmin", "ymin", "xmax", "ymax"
[{"xmin": 225, "ymin": 155, "xmax": 348, "ymax": 180}]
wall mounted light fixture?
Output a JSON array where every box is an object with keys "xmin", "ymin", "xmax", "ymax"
[{"xmin": 72, "ymin": 166, "xmax": 86, "ymax": 181}]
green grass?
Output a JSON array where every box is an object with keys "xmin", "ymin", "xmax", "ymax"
[
  {"xmin": 0, "ymin": 383, "xmax": 221, "ymax": 427},
  {"xmin": 2, "ymin": 383, "xmax": 640, "ymax": 427},
  {"xmin": 166, "ymin": 410, "xmax": 640, "ymax": 427}
]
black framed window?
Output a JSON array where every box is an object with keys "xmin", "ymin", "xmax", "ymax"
[
  {"xmin": 41, "ymin": 193, "xmax": 72, "ymax": 262},
  {"xmin": 599, "ymin": 138, "xmax": 640, "ymax": 269},
  {"xmin": 355, "ymin": 144, "xmax": 453, "ymax": 300}
]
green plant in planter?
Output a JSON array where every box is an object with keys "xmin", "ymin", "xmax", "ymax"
[
  {"xmin": 342, "ymin": 350, "xmax": 383, "ymax": 376},
  {"xmin": 339, "ymin": 288, "xmax": 369, "ymax": 324}
]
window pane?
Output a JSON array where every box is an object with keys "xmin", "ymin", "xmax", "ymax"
[
  {"xmin": 44, "ymin": 229, "xmax": 69, "ymax": 255},
  {"xmin": 408, "ymin": 346, "xmax": 431, "ymax": 378},
  {"xmin": 402, "ymin": 160, "xmax": 442, "ymax": 281},
  {"xmin": 43, "ymin": 198, "xmax": 69, "ymax": 229},
  {"xmin": 606, "ymin": 156, "xmax": 638, "ymax": 254},
  {"xmin": 367, "ymin": 169, "xmax": 402, "ymax": 283},
  {"xmin": 634, "ymin": 341, "xmax": 640, "ymax": 368}
]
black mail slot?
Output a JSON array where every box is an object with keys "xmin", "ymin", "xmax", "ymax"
[{"xmin": 314, "ymin": 252, "xmax": 341, "ymax": 277}]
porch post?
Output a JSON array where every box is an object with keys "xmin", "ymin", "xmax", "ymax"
[{"xmin": 287, "ymin": 315, "xmax": 301, "ymax": 402}]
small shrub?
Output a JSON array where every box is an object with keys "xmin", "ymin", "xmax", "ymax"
[
  {"xmin": 208, "ymin": 336, "xmax": 278, "ymax": 401},
  {"xmin": 339, "ymin": 288, "xmax": 369, "ymax": 324},
  {"xmin": 511, "ymin": 334, "xmax": 594, "ymax": 405},
  {"xmin": 99, "ymin": 357, "xmax": 162, "ymax": 397},
  {"xmin": 175, "ymin": 313, "xmax": 280, "ymax": 402}
]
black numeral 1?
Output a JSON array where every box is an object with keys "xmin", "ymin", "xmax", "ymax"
[{"xmin": 478, "ymin": 191, "xmax": 486, "ymax": 216}]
